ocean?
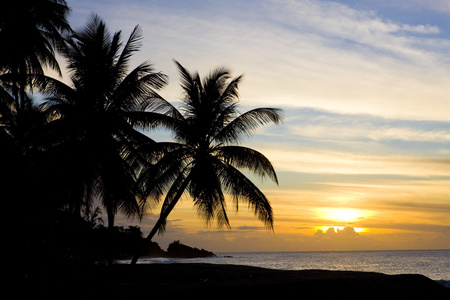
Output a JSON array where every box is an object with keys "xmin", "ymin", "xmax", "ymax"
[{"xmin": 126, "ymin": 249, "xmax": 450, "ymax": 287}]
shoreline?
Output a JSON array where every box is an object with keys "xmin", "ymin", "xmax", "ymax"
[{"xmin": 24, "ymin": 263, "xmax": 450, "ymax": 298}]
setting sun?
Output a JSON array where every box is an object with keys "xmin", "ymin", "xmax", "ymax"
[{"xmin": 316, "ymin": 208, "xmax": 371, "ymax": 223}]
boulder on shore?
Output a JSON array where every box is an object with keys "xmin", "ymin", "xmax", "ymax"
[
  {"xmin": 166, "ymin": 240, "xmax": 215, "ymax": 258},
  {"xmin": 143, "ymin": 240, "xmax": 215, "ymax": 258}
]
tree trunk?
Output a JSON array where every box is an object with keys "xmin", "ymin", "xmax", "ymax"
[
  {"xmin": 130, "ymin": 176, "xmax": 190, "ymax": 265},
  {"xmin": 106, "ymin": 207, "xmax": 115, "ymax": 265}
]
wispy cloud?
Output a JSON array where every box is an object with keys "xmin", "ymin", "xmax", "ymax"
[
  {"xmin": 388, "ymin": 0, "xmax": 450, "ymax": 14},
  {"xmin": 67, "ymin": 0, "xmax": 450, "ymax": 121},
  {"xmin": 267, "ymin": 0, "xmax": 441, "ymax": 59},
  {"xmin": 283, "ymin": 108, "xmax": 450, "ymax": 143},
  {"xmin": 263, "ymin": 148, "xmax": 450, "ymax": 176},
  {"xmin": 295, "ymin": 124, "xmax": 450, "ymax": 143}
]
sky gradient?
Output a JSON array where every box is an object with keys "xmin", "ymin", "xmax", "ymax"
[{"xmin": 62, "ymin": 0, "xmax": 450, "ymax": 252}]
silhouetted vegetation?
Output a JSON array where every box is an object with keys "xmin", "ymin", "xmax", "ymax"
[
  {"xmin": 21, "ymin": 206, "xmax": 211, "ymax": 265},
  {"xmin": 38, "ymin": 209, "xmax": 146, "ymax": 264},
  {"xmin": 2, "ymin": 1, "xmax": 279, "ymax": 272}
]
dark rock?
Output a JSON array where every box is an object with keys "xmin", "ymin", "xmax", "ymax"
[
  {"xmin": 142, "ymin": 241, "xmax": 166, "ymax": 257},
  {"xmin": 166, "ymin": 240, "xmax": 215, "ymax": 258}
]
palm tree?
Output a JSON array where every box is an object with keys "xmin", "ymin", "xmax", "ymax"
[
  {"xmin": 0, "ymin": 73, "xmax": 55, "ymax": 206},
  {"xmin": 0, "ymin": 0, "xmax": 72, "ymax": 106},
  {"xmin": 0, "ymin": 0, "xmax": 72, "ymax": 204},
  {"xmin": 0, "ymin": 1, "xmax": 72, "ymax": 218},
  {"xmin": 1, "ymin": 79, "xmax": 60, "ymax": 270},
  {"xmin": 131, "ymin": 61, "xmax": 282, "ymax": 264},
  {"xmin": 37, "ymin": 15, "xmax": 169, "ymax": 233}
]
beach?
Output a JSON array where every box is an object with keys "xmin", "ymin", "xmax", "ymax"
[{"xmin": 24, "ymin": 263, "xmax": 450, "ymax": 299}]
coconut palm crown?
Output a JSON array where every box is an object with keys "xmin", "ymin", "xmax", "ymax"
[
  {"xmin": 37, "ymin": 15, "xmax": 168, "ymax": 228},
  {"xmin": 133, "ymin": 61, "xmax": 282, "ymax": 264},
  {"xmin": 0, "ymin": 0, "xmax": 72, "ymax": 104}
]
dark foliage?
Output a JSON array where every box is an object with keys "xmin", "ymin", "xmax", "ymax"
[
  {"xmin": 24, "ymin": 209, "xmax": 147, "ymax": 268},
  {"xmin": 3, "ymin": 2, "xmax": 278, "ymax": 271}
]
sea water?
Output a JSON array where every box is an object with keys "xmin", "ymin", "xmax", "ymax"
[{"xmin": 131, "ymin": 249, "xmax": 450, "ymax": 286}]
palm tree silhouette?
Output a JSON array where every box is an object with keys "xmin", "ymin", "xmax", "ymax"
[
  {"xmin": 0, "ymin": 82, "xmax": 47, "ymax": 205},
  {"xmin": 0, "ymin": 0, "xmax": 71, "ymax": 106},
  {"xmin": 1, "ymin": 2, "xmax": 72, "ymax": 267},
  {"xmin": 131, "ymin": 60, "xmax": 282, "ymax": 264},
  {"xmin": 0, "ymin": 0, "xmax": 72, "ymax": 194},
  {"xmin": 37, "ymin": 15, "xmax": 169, "ymax": 234}
]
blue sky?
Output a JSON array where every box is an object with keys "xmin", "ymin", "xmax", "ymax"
[{"xmin": 61, "ymin": 0, "xmax": 450, "ymax": 251}]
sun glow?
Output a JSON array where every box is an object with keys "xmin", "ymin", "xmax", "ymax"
[
  {"xmin": 317, "ymin": 208, "xmax": 371, "ymax": 223},
  {"xmin": 313, "ymin": 208, "xmax": 373, "ymax": 234}
]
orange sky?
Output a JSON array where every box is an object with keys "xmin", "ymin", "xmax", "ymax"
[{"xmin": 139, "ymin": 167, "xmax": 450, "ymax": 252}]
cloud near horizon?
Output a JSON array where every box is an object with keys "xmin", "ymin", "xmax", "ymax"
[{"xmin": 314, "ymin": 226, "xmax": 360, "ymax": 239}]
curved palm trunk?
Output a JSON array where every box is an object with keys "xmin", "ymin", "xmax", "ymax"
[{"xmin": 131, "ymin": 176, "xmax": 190, "ymax": 265}]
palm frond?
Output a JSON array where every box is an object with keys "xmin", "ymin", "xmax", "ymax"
[
  {"xmin": 173, "ymin": 59, "xmax": 201, "ymax": 107},
  {"xmin": 215, "ymin": 145, "xmax": 278, "ymax": 184},
  {"xmin": 189, "ymin": 160, "xmax": 231, "ymax": 228},
  {"xmin": 109, "ymin": 62, "xmax": 168, "ymax": 111},
  {"xmin": 34, "ymin": 74, "xmax": 74, "ymax": 102},
  {"xmin": 218, "ymin": 161, "xmax": 274, "ymax": 230},
  {"xmin": 115, "ymin": 25, "xmax": 143, "ymax": 77},
  {"xmin": 157, "ymin": 169, "xmax": 192, "ymax": 233},
  {"xmin": 214, "ymin": 107, "xmax": 282, "ymax": 144},
  {"xmin": 218, "ymin": 74, "xmax": 243, "ymax": 105},
  {"xmin": 138, "ymin": 142, "xmax": 191, "ymax": 204},
  {"xmin": 124, "ymin": 111, "xmax": 180, "ymax": 132},
  {"xmin": 202, "ymin": 66, "xmax": 231, "ymax": 104}
]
